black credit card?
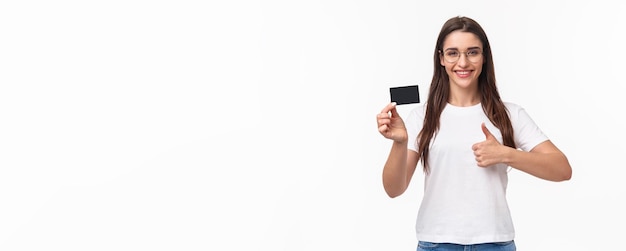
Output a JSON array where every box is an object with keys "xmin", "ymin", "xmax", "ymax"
[{"xmin": 390, "ymin": 85, "xmax": 420, "ymax": 105}]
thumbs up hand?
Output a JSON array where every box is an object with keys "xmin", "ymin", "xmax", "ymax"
[{"xmin": 472, "ymin": 122, "xmax": 506, "ymax": 167}]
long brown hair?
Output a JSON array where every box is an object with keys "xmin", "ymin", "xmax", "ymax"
[{"xmin": 417, "ymin": 16, "xmax": 515, "ymax": 173}]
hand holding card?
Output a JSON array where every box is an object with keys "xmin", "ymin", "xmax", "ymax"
[{"xmin": 390, "ymin": 85, "xmax": 420, "ymax": 105}]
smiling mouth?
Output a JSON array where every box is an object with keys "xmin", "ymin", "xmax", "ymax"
[{"xmin": 455, "ymin": 70, "xmax": 472, "ymax": 77}]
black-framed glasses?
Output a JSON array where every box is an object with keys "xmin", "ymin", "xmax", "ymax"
[{"xmin": 440, "ymin": 48, "xmax": 483, "ymax": 63}]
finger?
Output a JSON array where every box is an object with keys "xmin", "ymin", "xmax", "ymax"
[
  {"xmin": 378, "ymin": 124, "xmax": 389, "ymax": 135},
  {"xmin": 380, "ymin": 102, "xmax": 397, "ymax": 114},
  {"xmin": 475, "ymin": 158, "xmax": 483, "ymax": 166},
  {"xmin": 481, "ymin": 122, "xmax": 496, "ymax": 140},
  {"xmin": 377, "ymin": 118, "xmax": 390, "ymax": 127},
  {"xmin": 475, "ymin": 157, "xmax": 487, "ymax": 167},
  {"xmin": 378, "ymin": 124, "xmax": 388, "ymax": 133}
]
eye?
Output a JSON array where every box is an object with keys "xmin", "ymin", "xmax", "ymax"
[
  {"xmin": 467, "ymin": 49, "xmax": 480, "ymax": 56},
  {"xmin": 446, "ymin": 50, "xmax": 459, "ymax": 57}
]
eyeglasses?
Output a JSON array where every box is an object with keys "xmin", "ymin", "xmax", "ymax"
[{"xmin": 440, "ymin": 48, "xmax": 483, "ymax": 63}]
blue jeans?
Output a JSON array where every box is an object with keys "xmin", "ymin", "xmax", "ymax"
[{"xmin": 417, "ymin": 241, "xmax": 516, "ymax": 251}]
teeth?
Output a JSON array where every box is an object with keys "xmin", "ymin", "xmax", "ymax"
[{"xmin": 457, "ymin": 71, "xmax": 470, "ymax": 74}]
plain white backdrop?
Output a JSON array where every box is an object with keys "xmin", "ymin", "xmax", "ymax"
[{"xmin": 1, "ymin": 0, "xmax": 624, "ymax": 250}]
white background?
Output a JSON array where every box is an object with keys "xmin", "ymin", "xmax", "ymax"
[{"xmin": 1, "ymin": 0, "xmax": 624, "ymax": 250}]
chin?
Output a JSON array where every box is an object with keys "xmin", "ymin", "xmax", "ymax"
[{"xmin": 452, "ymin": 79, "xmax": 476, "ymax": 89}]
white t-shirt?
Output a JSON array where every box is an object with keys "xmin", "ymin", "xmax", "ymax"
[{"xmin": 405, "ymin": 102, "xmax": 548, "ymax": 244}]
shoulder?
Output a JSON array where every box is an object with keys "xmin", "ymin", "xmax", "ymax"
[
  {"xmin": 503, "ymin": 101, "xmax": 538, "ymax": 124},
  {"xmin": 503, "ymin": 101, "xmax": 524, "ymax": 111},
  {"xmin": 503, "ymin": 101, "xmax": 527, "ymax": 117}
]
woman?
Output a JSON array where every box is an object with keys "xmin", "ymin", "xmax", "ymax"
[{"xmin": 376, "ymin": 16, "xmax": 572, "ymax": 251}]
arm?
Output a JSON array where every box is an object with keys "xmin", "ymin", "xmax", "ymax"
[
  {"xmin": 473, "ymin": 123, "xmax": 572, "ymax": 182},
  {"xmin": 382, "ymin": 141, "xmax": 419, "ymax": 198},
  {"xmin": 504, "ymin": 140, "xmax": 572, "ymax": 181},
  {"xmin": 377, "ymin": 103, "xmax": 420, "ymax": 197}
]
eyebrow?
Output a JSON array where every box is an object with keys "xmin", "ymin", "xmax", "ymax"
[{"xmin": 444, "ymin": 46, "xmax": 482, "ymax": 51}]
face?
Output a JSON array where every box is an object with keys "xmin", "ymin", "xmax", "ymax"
[{"xmin": 439, "ymin": 30, "xmax": 484, "ymax": 90}]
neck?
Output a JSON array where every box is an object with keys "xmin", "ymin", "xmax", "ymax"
[{"xmin": 448, "ymin": 90, "xmax": 480, "ymax": 107}]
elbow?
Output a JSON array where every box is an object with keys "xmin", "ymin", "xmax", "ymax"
[
  {"xmin": 553, "ymin": 173, "xmax": 571, "ymax": 182},
  {"xmin": 559, "ymin": 158, "xmax": 573, "ymax": 181},
  {"xmin": 384, "ymin": 186, "xmax": 405, "ymax": 198},
  {"xmin": 554, "ymin": 165, "xmax": 573, "ymax": 182},
  {"xmin": 560, "ymin": 168, "xmax": 572, "ymax": 181},
  {"xmin": 383, "ymin": 177, "xmax": 408, "ymax": 198},
  {"xmin": 552, "ymin": 155, "xmax": 572, "ymax": 182},
  {"xmin": 386, "ymin": 191, "xmax": 403, "ymax": 198}
]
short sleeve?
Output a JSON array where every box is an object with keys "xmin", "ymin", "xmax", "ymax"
[{"xmin": 507, "ymin": 103, "xmax": 549, "ymax": 152}]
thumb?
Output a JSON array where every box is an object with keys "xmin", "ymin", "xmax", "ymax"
[
  {"xmin": 389, "ymin": 102, "xmax": 400, "ymax": 118},
  {"xmin": 481, "ymin": 122, "xmax": 496, "ymax": 140}
]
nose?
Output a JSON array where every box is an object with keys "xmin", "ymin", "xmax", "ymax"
[{"xmin": 457, "ymin": 53, "xmax": 470, "ymax": 67}]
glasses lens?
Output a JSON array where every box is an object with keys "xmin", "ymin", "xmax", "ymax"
[
  {"xmin": 444, "ymin": 50, "xmax": 459, "ymax": 63},
  {"xmin": 442, "ymin": 49, "xmax": 482, "ymax": 63},
  {"xmin": 467, "ymin": 49, "xmax": 482, "ymax": 62}
]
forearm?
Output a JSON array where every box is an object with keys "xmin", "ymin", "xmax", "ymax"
[
  {"xmin": 382, "ymin": 140, "xmax": 410, "ymax": 197},
  {"xmin": 505, "ymin": 148, "xmax": 572, "ymax": 182}
]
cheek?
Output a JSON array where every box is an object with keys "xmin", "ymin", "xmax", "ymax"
[{"xmin": 474, "ymin": 63, "xmax": 484, "ymax": 75}]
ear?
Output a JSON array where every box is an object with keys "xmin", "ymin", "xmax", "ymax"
[{"xmin": 439, "ymin": 51, "xmax": 445, "ymax": 66}]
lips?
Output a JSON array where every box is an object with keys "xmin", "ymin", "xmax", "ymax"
[{"xmin": 455, "ymin": 70, "xmax": 472, "ymax": 78}]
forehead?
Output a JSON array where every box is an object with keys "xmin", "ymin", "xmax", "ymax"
[{"xmin": 442, "ymin": 30, "xmax": 482, "ymax": 50}]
